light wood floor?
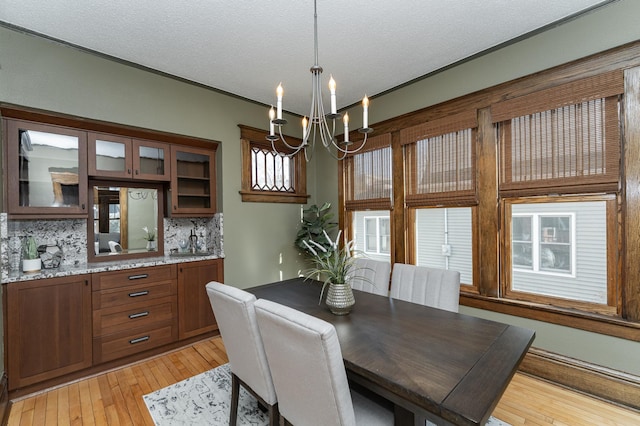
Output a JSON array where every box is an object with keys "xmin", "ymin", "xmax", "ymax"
[{"xmin": 6, "ymin": 336, "xmax": 640, "ymax": 425}]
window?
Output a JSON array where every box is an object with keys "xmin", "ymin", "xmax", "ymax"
[
  {"xmin": 494, "ymin": 72, "xmax": 622, "ymax": 313},
  {"xmin": 414, "ymin": 207, "xmax": 474, "ymax": 286},
  {"xmin": 238, "ymin": 125, "xmax": 309, "ymax": 203},
  {"xmin": 341, "ymin": 133, "xmax": 393, "ymax": 263},
  {"xmin": 363, "ymin": 215, "xmax": 390, "ymax": 255},
  {"xmin": 400, "ymin": 110, "xmax": 479, "ymax": 290},
  {"xmin": 250, "ymin": 146, "xmax": 293, "ymax": 192},
  {"xmin": 505, "ymin": 198, "xmax": 613, "ymax": 311},
  {"xmin": 512, "ymin": 212, "xmax": 575, "ymax": 275}
]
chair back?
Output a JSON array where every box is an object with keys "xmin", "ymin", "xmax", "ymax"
[
  {"xmin": 205, "ymin": 282, "xmax": 277, "ymax": 405},
  {"xmin": 254, "ymin": 299, "xmax": 357, "ymax": 426},
  {"xmin": 350, "ymin": 258, "xmax": 390, "ymax": 297},
  {"xmin": 390, "ymin": 263, "xmax": 460, "ymax": 312}
]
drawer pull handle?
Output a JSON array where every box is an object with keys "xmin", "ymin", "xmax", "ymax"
[
  {"xmin": 129, "ymin": 336, "xmax": 150, "ymax": 344},
  {"xmin": 129, "ymin": 311, "xmax": 149, "ymax": 319},
  {"xmin": 128, "ymin": 274, "xmax": 149, "ymax": 280},
  {"xmin": 128, "ymin": 290, "xmax": 149, "ymax": 297}
]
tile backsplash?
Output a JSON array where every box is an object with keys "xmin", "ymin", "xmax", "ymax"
[{"xmin": 0, "ymin": 212, "xmax": 223, "ymax": 280}]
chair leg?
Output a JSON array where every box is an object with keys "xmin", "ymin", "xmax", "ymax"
[{"xmin": 230, "ymin": 373, "xmax": 240, "ymax": 426}]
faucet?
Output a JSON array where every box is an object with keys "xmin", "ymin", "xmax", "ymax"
[{"xmin": 189, "ymin": 229, "xmax": 198, "ymax": 253}]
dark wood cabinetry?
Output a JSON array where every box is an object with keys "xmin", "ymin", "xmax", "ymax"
[
  {"xmin": 4, "ymin": 119, "xmax": 88, "ymax": 218},
  {"xmin": 88, "ymin": 132, "xmax": 171, "ymax": 181},
  {"xmin": 170, "ymin": 145, "xmax": 217, "ymax": 216},
  {"xmin": 3, "ymin": 259, "xmax": 223, "ymax": 393},
  {"xmin": 5, "ymin": 275, "xmax": 92, "ymax": 390},
  {"xmin": 92, "ymin": 265, "xmax": 178, "ymax": 363},
  {"xmin": 177, "ymin": 258, "xmax": 223, "ymax": 339}
]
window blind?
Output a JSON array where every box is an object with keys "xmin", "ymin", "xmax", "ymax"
[
  {"xmin": 401, "ymin": 110, "xmax": 478, "ymax": 206},
  {"xmin": 493, "ymin": 72, "xmax": 622, "ymax": 196},
  {"xmin": 344, "ymin": 133, "xmax": 392, "ymax": 211}
]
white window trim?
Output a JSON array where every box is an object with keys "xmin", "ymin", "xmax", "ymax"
[
  {"xmin": 513, "ymin": 212, "xmax": 576, "ymax": 278},
  {"xmin": 363, "ymin": 216, "xmax": 390, "ymax": 256}
]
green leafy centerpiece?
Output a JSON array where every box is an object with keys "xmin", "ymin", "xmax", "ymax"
[{"xmin": 303, "ymin": 230, "xmax": 358, "ymax": 315}]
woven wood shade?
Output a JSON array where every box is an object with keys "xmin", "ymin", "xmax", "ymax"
[
  {"xmin": 401, "ymin": 111, "xmax": 478, "ymax": 206},
  {"xmin": 496, "ymin": 82, "xmax": 621, "ymax": 197},
  {"xmin": 491, "ymin": 70, "xmax": 623, "ymax": 123},
  {"xmin": 344, "ymin": 133, "xmax": 392, "ymax": 211}
]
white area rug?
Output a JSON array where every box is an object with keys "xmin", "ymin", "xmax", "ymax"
[
  {"xmin": 144, "ymin": 363, "xmax": 510, "ymax": 426},
  {"xmin": 143, "ymin": 363, "xmax": 268, "ymax": 425}
]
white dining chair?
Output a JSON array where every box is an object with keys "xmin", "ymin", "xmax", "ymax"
[
  {"xmin": 390, "ymin": 263, "xmax": 460, "ymax": 312},
  {"xmin": 349, "ymin": 258, "xmax": 391, "ymax": 297},
  {"xmin": 205, "ymin": 282, "xmax": 279, "ymax": 426},
  {"xmin": 254, "ymin": 298, "xmax": 394, "ymax": 426}
]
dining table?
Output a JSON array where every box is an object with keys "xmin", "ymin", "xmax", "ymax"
[{"xmin": 248, "ymin": 277, "xmax": 535, "ymax": 426}]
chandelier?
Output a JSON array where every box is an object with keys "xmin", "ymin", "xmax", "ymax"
[{"xmin": 266, "ymin": 0, "xmax": 373, "ymax": 161}]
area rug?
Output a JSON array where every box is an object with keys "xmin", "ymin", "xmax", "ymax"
[
  {"xmin": 144, "ymin": 363, "xmax": 510, "ymax": 426},
  {"xmin": 143, "ymin": 363, "xmax": 268, "ymax": 425}
]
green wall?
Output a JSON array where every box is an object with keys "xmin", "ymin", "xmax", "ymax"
[
  {"xmin": 315, "ymin": 0, "xmax": 640, "ymax": 376},
  {"xmin": 0, "ymin": 26, "xmax": 312, "ymax": 289},
  {"xmin": 2, "ymin": 0, "xmax": 640, "ymax": 377}
]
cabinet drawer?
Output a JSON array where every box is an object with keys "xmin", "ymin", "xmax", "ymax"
[
  {"xmin": 92, "ymin": 280, "xmax": 176, "ymax": 310},
  {"xmin": 93, "ymin": 296, "xmax": 176, "ymax": 336},
  {"xmin": 93, "ymin": 265, "xmax": 177, "ymax": 291},
  {"xmin": 93, "ymin": 323, "xmax": 176, "ymax": 364}
]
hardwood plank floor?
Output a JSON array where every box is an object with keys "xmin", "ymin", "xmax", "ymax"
[{"xmin": 6, "ymin": 337, "xmax": 639, "ymax": 425}]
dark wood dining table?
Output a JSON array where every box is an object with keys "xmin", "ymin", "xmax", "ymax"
[{"xmin": 248, "ymin": 277, "xmax": 535, "ymax": 426}]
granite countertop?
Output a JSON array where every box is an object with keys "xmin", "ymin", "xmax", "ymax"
[{"xmin": 2, "ymin": 252, "xmax": 224, "ymax": 284}]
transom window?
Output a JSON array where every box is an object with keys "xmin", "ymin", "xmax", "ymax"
[
  {"xmin": 250, "ymin": 147, "xmax": 293, "ymax": 193},
  {"xmin": 239, "ymin": 125, "xmax": 309, "ymax": 203}
]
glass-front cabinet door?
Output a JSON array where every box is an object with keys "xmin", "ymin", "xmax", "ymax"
[
  {"xmin": 88, "ymin": 132, "xmax": 132, "ymax": 178},
  {"xmin": 170, "ymin": 145, "xmax": 217, "ymax": 216},
  {"xmin": 133, "ymin": 139, "xmax": 171, "ymax": 181},
  {"xmin": 6, "ymin": 119, "xmax": 88, "ymax": 216},
  {"xmin": 88, "ymin": 133, "xmax": 170, "ymax": 181}
]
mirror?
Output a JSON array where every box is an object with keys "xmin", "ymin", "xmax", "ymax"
[{"xmin": 88, "ymin": 180, "xmax": 164, "ymax": 262}]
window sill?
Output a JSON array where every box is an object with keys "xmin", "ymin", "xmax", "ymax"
[
  {"xmin": 239, "ymin": 190, "xmax": 310, "ymax": 204},
  {"xmin": 460, "ymin": 292, "xmax": 640, "ymax": 342}
]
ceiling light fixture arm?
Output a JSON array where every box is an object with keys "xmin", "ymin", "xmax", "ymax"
[{"xmin": 265, "ymin": 0, "xmax": 373, "ymax": 161}]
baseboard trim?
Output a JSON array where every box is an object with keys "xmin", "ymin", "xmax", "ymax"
[{"xmin": 520, "ymin": 347, "xmax": 640, "ymax": 411}]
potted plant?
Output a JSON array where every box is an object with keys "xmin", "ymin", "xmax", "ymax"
[
  {"xmin": 22, "ymin": 236, "xmax": 41, "ymax": 273},
  {"xmin": 295, "ymin": 203, "xmax": 338, "ymax": 259},
  {"xmin": 143, "ymin": 226, "xmax": 157, "ymax": 251},
  {"xmin": 303, "ymin": 230, "xmax": 361, "ymax": 315}
]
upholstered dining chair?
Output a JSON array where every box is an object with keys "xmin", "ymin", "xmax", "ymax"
[
  {"xmin": 390, "ymin": 263, "xmax": 461, "ymax": 313},
  {"xmin": 254, "ymin": 298, "xmax": 394, "ymax": 426},
  {"xmin": 349, "ymin": 258, "xmax": 391, "ymax": 297},
  {"xmin": 205, "ymin": 282, "xmax": 278, "ymax": 426}
]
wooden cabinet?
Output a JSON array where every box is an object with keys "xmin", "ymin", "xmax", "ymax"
[
  {"xmin": 92, "ymin": 265, "xmax": 178, "ymax": 363},
  {"xmin": 88, "ymin": 132, "xmax": 171, "ymax": 181},
  {"xmin": 5, "ymin": 119, "xmax": 88, "ymax": 217},
  {"xmin": 5, "ymin": 275, "xmax": 92, "ymax": 390},
  {"xmin": 170, "ymin": 145, "xmax": 217, "ymax": 216},
  {"xmin": 177, "ymin": 258, "xmax": 223, "ymax": 339}
]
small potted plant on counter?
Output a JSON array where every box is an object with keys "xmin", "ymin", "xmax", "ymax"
[{"xmin": 22, "ymin": 236, "xmax": 42, "ymax": 273}]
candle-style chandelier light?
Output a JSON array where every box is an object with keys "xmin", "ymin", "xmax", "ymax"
[{"xmin": 266, "ymin": 0, "xmax": 373, "ymax": 161}]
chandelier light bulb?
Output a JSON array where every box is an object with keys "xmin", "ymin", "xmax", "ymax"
[
  {"xmin": 362, "ymin": 95, "xmax": 369, "ymax": 129},
  {"xmin": 329, "ymin": 76, "xmax": 337, "ymax": 114},
  {"xmin": 276, "ymin": 83, "xmax": 284, "ymax": 120}
]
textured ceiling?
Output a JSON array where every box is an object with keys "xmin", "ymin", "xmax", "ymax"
[{"xmin": 0, "ymin": 0, "xmax": 612, "ymax": 115}]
